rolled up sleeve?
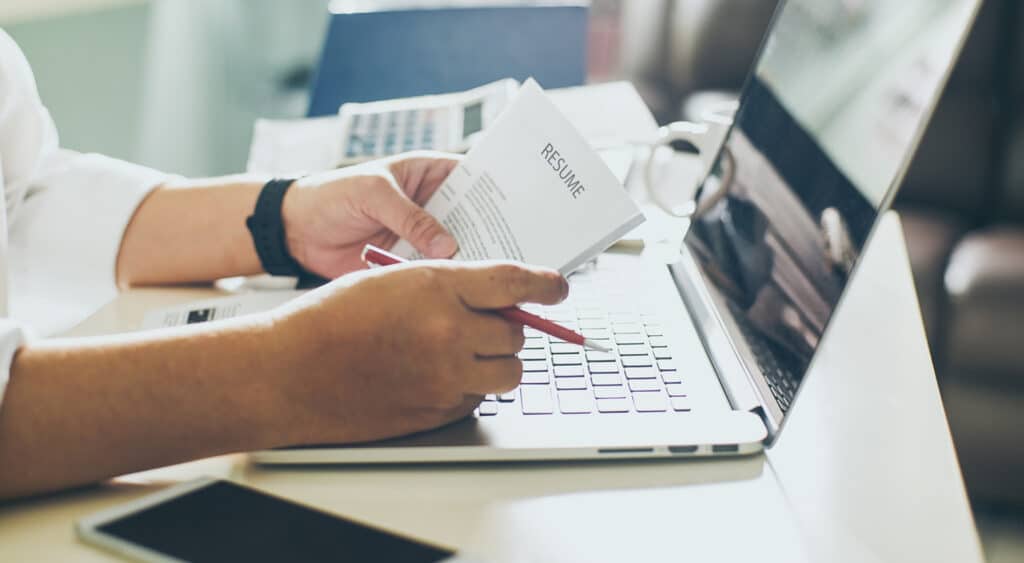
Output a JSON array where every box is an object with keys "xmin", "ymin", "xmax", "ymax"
[
  {"xmin": 0, "ymin": 319, "xmax": 25, "ymax": 406},
  {"xmin": 7, "ymin": 151, "xmax": 172, "ymax": 336}
]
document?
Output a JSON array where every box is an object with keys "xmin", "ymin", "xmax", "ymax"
[
  {"xmin": 391, "ymin": 79, "xmax": 645, "ymax": 274},
  {"xmin": 141, "ymin": 291, "xmax": 303, "ymax": 330}
]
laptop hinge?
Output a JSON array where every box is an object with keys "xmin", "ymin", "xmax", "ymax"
[{"xmin": 669, "ymin": 250, "xmax": 781, "ymax": 440}]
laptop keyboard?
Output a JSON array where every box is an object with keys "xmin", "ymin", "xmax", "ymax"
[
  {"xmin": 474, "ymin": 262, "xmax": 693, "ymax": 417},
  {"xmin": 727, "ymin": 301, "xmax": 800, "ymax": 413}
]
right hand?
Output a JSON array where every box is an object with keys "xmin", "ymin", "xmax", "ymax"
[{"xmin": 263, "ymin": 260, "xmax": 569, "ymax": 446}]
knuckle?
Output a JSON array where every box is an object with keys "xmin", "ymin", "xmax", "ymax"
[
  {"xmin": 409, "ymin": 266, "xmax": 445, "ymax": 293},
  {"xmin": 496, "ymin": 264, "xmax": 531, "ymax": 301},
  {"xmin": 426, "ymin": 315, "xmax": 459, "ymax": 345},
  {"xmin": 402, "ymin": 209, "xmax": 439, "ymax": 240}
]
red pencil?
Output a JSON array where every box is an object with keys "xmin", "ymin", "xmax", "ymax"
[{"xmin": 360, "ymin": 245, "xmax": 611, "ymax": 352}]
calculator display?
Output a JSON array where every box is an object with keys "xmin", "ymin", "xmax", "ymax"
[{"xmin": 462, "ymin": 102, "xmax": 484, "ymax": 139}]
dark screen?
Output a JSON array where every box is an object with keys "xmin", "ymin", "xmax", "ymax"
[
  {"xmin": 682, "ymin": 0, "xmax": 978, "ymax": 415},
  {"xmin": 97, "ymin": 481, "xmax": 452, "ymax": 563},
  {"xmin": 462, "ymin": 101, "xmax": 483, "ymax": 139}
]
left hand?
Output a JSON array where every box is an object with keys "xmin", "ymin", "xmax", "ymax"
[{"xmin": 281, "ymin": 152, "xmax": 460, "ymax": 278}]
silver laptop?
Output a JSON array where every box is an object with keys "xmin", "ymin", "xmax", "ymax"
[{"xmin": 253, "ymin": 0, "xmax": 981, "ymax": 464}]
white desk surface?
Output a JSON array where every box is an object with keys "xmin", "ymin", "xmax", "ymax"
[{"xmin": 0, "ymin": 210, "xmax": 982, "ymax": 562}]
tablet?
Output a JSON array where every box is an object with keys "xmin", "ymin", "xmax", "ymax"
[{"xmin": 76, "ymin": 478, "xmax": 461, "ymax": 563}]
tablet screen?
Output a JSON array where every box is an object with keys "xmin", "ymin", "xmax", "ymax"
[{"xmin": 96, "ymin": 481, "xmax": 452, "ymax": 563}]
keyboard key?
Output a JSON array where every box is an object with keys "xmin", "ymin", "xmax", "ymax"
[
  {"xmin": 556, "ymin": 377, "xmax": 587, "ymax": 391},
  {"xmin": 522, "ymin": 338, "xmax": 546, "ymax": 350},
  {"xmin": 653, "ymin": 348, "xmax": 672, "ymax": 360},
  {"xmin": 617, "ymin": 344, "xmax": 649, "ymax": 356},
  {"xmin": 597, "ymin": 397, "xmax": 631, "ymax": 413},
  {"xmin": 671, "ymin": 396, "xmax": 693, "ymax": 412},
  {"xmin": 521, "ymin": 371, "xmax": 550, "ymax": 385},
  {"xmin": 478, "ymin": 402, "xmax": 499, "ymax": 416},
  {"xmin": 585, "ymin": 350, "xmax": 616, "ymax": 362},
  {"xmin": 558, "ymin": 390, "xmax": 593, "ymax": 414},
  {"xmin": 550, "ymin": 342, "xmax": 580, "ymax": 355},
  {"xmin": 633, "ymin": 391, "xmax": 667, "ymax": 412},
  {"xmin": 590, "ymin": 373, "xmax": 622, "ymax": 386},
  {"xmin": 579, "ymin": 319, "xmax": 609, "ymax": 330},
  {"xmin": 554, "ymin": 365, "xmax": 585, "ymax": 378},
  {"xmin": 658, "ymin": 360, "xmax": 678, "ymax": 371},
  {"xmin": 522, "ymin": 360, "xmax": 549, "ymax": 372},
  {"xmin": 518, "ymin": 349, "xmax": 547, "ymax": 361},
  {"xmin": 624, "ymin": 367, "xmax": 659, "ymax": 380},
  {"xmin": 498, "ymin": 392, "xmax": 516, "ymax": 402},
  {"xmin": 588, "ymin": 362, "xmax": 620, "ymax": 374},
  {"xmin": 594, "ymin": 385, "xmax": 627, "ymax": 399},
  {"xmin": 612, "ymin": 323, "xmax": 643, "ymax": 334},
  {"xmin": 614, "ymin": 333, "xmax": 644, "ymax": 345},
  {"xmin": 649, "ymin": 336, "xmax": 668, "ymax": 348},
  {"xmin": 644, "ymin": 324, "xmax": 664, "ymax": 336},
  {"xmin": 582, "ymin": 329, "xmax": 610, "ymax": 340},
  {"xmin": 552, "ymin": 354, "xmax": 582, "ymax": 366},
  {"xmin": 629, "ymin": 379, "xmax": 661, "ymax": 392},
  {"xmin": 661, "ymin": 371, "xmax": 683, "ymax": 384},
  {"xmin": 665, "ymin": 383, "xmax": 687, "ymax": 397},
  {"xmin": 622, "ymin": 355, "xmax": 654, "ymax": 368},
  {"xmin": 483, "ymin": 394, "xmax": 497, "ymax": 402},
  {"xmin": 521, "ymin": 386, "xmax": 554, "ymax": 414}
]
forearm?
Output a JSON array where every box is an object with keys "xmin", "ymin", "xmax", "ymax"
[
  {"xmin": 0, "ymin": 317, "xmax": 289, "ymax": 500},
  {"xmin": 117, "ymin": 175, "xmax": 268, "ymax": 286}
]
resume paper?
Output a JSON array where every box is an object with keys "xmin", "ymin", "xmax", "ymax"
[{"xmin": 391, "ymin": 79, "xmax": 645, "ymax": 274}]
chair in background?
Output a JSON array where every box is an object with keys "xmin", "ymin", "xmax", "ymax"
[{"xmin": 307, "ymin": 2, "xmax": 589, "ymax": 117}]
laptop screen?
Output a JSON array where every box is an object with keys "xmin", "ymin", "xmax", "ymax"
[{"xmin": 682, "ymin": 0, "xmax": 979, "ymax": 417}]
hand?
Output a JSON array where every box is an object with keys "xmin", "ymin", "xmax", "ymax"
[
  {"xmin": 264, "ymin": 260, "xmax": 569, "ymax": 445},
  {"xmin": 281, "ymin": 152, "xmax": 460, "ymax": 279}
]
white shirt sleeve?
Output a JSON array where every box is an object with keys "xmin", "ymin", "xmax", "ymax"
[{"xmin": 0, "ymin": 30, "xmax": 172, "ymax": 403}]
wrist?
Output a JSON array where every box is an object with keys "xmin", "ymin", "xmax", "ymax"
[{"xmin": 280, "ymin": 183, "xmax": 314, "ymax": 272}]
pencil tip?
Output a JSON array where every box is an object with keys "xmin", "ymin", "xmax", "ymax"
[{"xmin": 584, "ymin": 339, "xmax": 611, "ymax": 353}]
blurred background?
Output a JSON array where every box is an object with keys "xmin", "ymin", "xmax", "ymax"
[{"xmin": 1, "ymin": 1, "xmax": 1021, "ymax": 560}]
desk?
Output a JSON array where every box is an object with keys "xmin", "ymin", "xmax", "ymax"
[{"xmin": 0, "ymin": 209, "xmax": 982, "ymax": 562}]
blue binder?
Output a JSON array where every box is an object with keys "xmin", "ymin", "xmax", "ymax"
[{"xmin": 307, "ymin": 4, "xmax": 589, "ymax": 117}]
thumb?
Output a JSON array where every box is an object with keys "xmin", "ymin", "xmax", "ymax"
[{"xmin": 366, "ymin": 179, "xmax": 458, "ymax": 258}]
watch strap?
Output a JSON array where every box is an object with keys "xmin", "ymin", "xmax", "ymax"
[{"xmin": 245, "ymin": 178, "xmax": 304, "ymax": 277}]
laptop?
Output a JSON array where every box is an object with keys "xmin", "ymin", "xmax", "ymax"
[{"xmin": 252, "ymin": 0, "xmax": 981, "ymax": 464}]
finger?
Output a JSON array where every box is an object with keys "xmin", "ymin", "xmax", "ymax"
[
  {"xmin": 362, "ymin": 178, "xmax": 458, "ymax": 258},
  {"xmin": 389, "ymin": 154, "xmax": 460, "ymax": 204},
  {"xmin": 436, "ymin": 394, "xmax": 483, "ymax": 426},
  {"xmin": 461, "ymin": 356, "xmax": 523, "ymax": 395},
  {"xmin": 464, "ymin": 312, "xmax": 526, "ymax": 357},
  {"xmin": 450, "ymin": 262, "xmax": 569, "ymax": 309}
]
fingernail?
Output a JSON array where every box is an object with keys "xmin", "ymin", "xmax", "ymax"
[{"xmin": 428, "ymin": 234, "xmax": 458, "ymax": 257}]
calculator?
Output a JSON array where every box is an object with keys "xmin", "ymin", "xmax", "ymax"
[{"xmin": 336, "ymin": 78, "xmax": 519, "ymax": 165}]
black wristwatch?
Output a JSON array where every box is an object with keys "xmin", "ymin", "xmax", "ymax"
[
  {"xmin": 246, "ymin": 178, "xmax": 330, "ymax": 287},
  {"xmin": 245, "ymin": 178, "xmax": 307, "ymax": 276}
]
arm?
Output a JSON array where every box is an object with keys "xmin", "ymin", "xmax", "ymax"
[
  {"xmin": 116, "ymin": 175, "xmax": 265, "ymax": 285},
  {"xmin": 0, "ymin": 317, "xmax": 283, "ymax": 498},
  {"xmin": 0, "ymin": 261, "xmax": 568, "ymax": 500},
  {"xmin": 116, "ymin": 154, "xmax": 462, "ymax": 286}
]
